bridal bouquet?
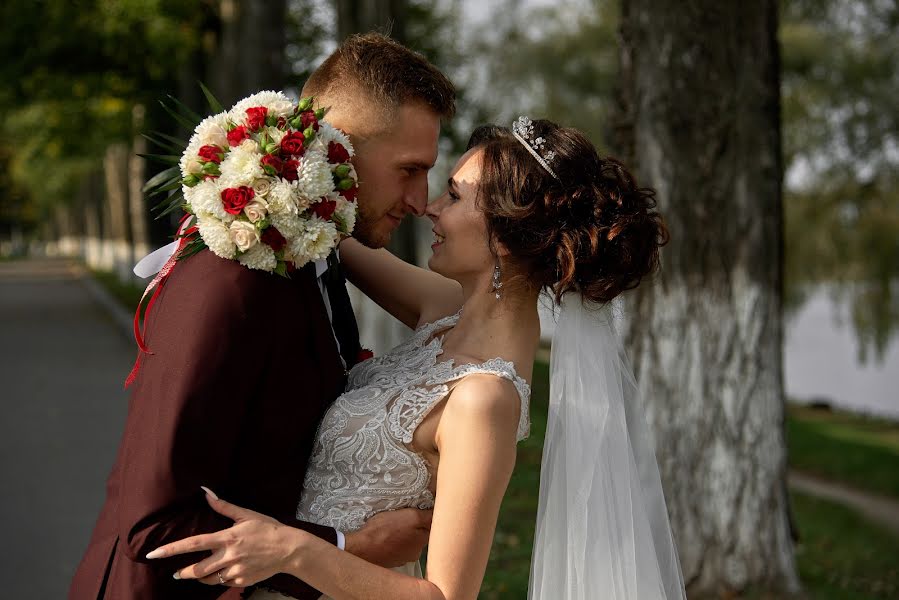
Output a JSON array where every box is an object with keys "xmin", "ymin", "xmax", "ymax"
[{"xmin": 157, "ymin": 90, "xmax": 358, "ymax": 275}]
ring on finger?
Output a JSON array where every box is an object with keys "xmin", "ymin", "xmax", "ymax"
[{"xmin": 218, "ymin": 570, "xmax": 226, "ymax": 585}]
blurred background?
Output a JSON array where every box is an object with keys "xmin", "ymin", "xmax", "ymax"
[{"xmin": 0, "ymin": 0, "xmax": 896, "ymax": 598}]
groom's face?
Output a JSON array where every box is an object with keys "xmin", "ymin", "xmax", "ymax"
[{"xmin": 349, "ymin": 103, "xmax": 441, "ymax": 248}]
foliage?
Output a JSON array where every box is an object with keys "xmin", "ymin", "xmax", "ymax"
[
  {"xmin": 463, "ymin": 0, "xmax": 619, "ymax": 148},
  {"xmin": 780, "ymin": 0, "xmax": 899, "ymax": 362},
  {"xmin": 0, "ymin": 0, "xmax": 206, "ymax": 224}
]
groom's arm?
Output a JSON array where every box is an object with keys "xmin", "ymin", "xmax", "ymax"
[{"xmin": 114, "ymin": 252, "xmax": 338, "ymax": 583}]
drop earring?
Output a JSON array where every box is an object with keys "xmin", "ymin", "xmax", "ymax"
[{"xmin": 492, "ymin": 261, "xmax": 503, "ymax": 300}]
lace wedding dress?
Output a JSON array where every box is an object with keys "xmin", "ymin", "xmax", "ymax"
[{"xmin": 250, "ymin": 310, "xmax": 531, "ymax": 600}]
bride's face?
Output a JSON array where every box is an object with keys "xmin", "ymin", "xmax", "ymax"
[{"xmin": 426, "ymin": 148, "xmax": 495, "ymax": 284}]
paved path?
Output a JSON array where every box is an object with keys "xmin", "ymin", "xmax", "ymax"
[
  {"xmin": 789, "ymin": 470, "xmax": 899, "ymax": 536},
  {"xmin": 0, "ymin": 258, "xmax": 131, "ymax": 598}
]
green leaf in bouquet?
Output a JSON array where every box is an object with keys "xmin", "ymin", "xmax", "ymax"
[
  {"xmin": 199, "ymin": 82, "xmax": 225, "ymax": 115},
  {"xmin": 177, "ymin": 237, "xmax": 208, "ymax": 261},
  {"xmin": 154, "ymin": 192, "xmax": 187, "ymax": 220},
  {"xmin": 137, "ymin": 152, "xmax": 181, "ymax": 166},
  {"xmin": 143, "ymin": 166, "xmax": 181, "ymax": 193},
  {"xmin": 165, "ymin": 94, "xmax": 203, "ymax": 125},
  {"xmin": 274, "ymin": 261, "xmax": 289, "ymax": 278},
  {"xmin": 142, "ymin": 132, "xmax": 185, "ymax": 154},
  {"xmin": 159, "ymin": 98, "xmax": 200, "ymax": 131}
]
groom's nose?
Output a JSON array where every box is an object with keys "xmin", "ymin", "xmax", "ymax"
[{"xmin": 403, "ymin": 177, "xmax": 428, "ymax": 216}]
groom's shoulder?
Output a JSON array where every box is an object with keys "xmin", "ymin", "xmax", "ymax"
[{"xmin": 165, "ymin": 249, "xmax": 311, "ymax": 308}]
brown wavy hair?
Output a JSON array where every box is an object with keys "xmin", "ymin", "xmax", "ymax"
[{"xmin": 467, "ymin": 121, "xmax": 668, "ymax": 304}]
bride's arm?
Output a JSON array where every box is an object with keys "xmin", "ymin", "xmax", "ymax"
[
  {"xmin": 339, "ymin": 238, "xmax": 463, "ymax": 329},
  {"xmin": 151, "ymin": 376, "xmax": 520, "ymax": 600}
]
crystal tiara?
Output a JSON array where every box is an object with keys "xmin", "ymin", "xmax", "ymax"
[{"xmin": 511, "ymin": 116, "xmax": 559, "ymax": 180}]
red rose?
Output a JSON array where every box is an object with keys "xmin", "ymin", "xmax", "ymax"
[
  {"xmin": 220, "ymin": 186, "xmax": 255, "ymax": 215},
  {"xmin": 198, "ymin": 144, "xmax": 223, "ymax": 164},
  {"xmin": 227, "ymin": 125, "xmax": 249, "ymax": 147},
  {"xmin": 356, "ymin": 348, "xmax": 374, "ymax": 364},
  {"xmin": 311, "ymin": 199, "xmax": 337, "ymax": 220},
  {"xmin": 280, "ymin": 131, "xmax": 306, "ymax": 155},
  {"xmin": 281, "ymin": 159, "xmax": 300, "ymax": 181},
  {"xmin": 246, "ymin": 106, "xmax": 268, "ymax": 131},
  {"xmin": 276, "ymin": 116, "xmax": 288, "ymax": 129},
  {"xmin": 327, "ymin": 141, "xmax": 350, "ymax": 164},
  {"xmin": 340, "ymin": 184, "xmax": 358, "ymax": 202},
  {"xmin": 260, "ymin": 154, "xmax": 283, "ymax": 175},
  {"xmin": 300, "ymin": 110, "xmax": 320, "ymax": 131},
  {"xmin": 261, "ymin": 226, "xmax": 287, "ymax": 252}
]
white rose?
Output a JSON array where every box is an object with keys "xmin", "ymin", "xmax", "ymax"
[
  {"xmin": 252, "ymin": 178, "xmax": 273, "ymax": 197},
  {"xmin": 229, "ymin": 220, "xmax": 260, "ymax": 252},
  {"xmin": 243, "ymin": 198, "xmax": 269, "ymax": 223},
  {"xmin": 185, "ymin": 157, "xmax": 204, "ymax": 175}
]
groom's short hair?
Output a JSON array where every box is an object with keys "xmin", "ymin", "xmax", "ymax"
[{"xmin": 302, "ymin": 33, "xmax": 455, "ymax": 134}]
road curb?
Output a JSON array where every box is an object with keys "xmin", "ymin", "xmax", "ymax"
[{"xmin": 73, "ymin": 263, "xmax": 137, "ymax": 345}]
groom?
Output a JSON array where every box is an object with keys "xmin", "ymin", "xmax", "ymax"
[{"xmin": 70, "ymin": 33, "xmax": 456, "ymax": 600}]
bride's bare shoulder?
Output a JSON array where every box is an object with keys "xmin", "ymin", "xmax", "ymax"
[{"xmin": 437, "ymin": 374, "xmax": 522, "ymax": 440}]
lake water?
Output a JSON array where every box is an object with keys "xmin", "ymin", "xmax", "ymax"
[
  {"xmin": 536, "ymin": 290, "xmax": 899, "ymax": 421},
  {"xmin": 784, "ymin": 288, "xmax": 899, "ymax": 420}
]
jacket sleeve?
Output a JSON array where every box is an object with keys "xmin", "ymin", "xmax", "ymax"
[{"xmin": 115, "ymin": 252, "xmax": 336, "ymax": 599}]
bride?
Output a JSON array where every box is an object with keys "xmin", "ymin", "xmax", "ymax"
[{"xmin": 146, "ymin": 117, "xmax": 686, "ymax": 600}]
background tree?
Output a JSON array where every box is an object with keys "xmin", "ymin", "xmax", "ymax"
[{"xmin": 615, "ymin": 0, "xmax": 799, "ymax": 595}]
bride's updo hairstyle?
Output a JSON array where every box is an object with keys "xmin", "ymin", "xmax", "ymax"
[{"xmin": 468, "ymin": 120, "xmax": 668, "ymax": 304}]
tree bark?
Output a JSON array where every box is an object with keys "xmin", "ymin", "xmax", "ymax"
[
  {"xmin": 128, "ymin": 104, "xmax": 150, "ymax": 274},
  {"xmin": 616, "ymin": 1, "xmax": 799, "ymax": 596},
  {"xmin": 216, "ymin": 0, "xmax": 288, "ymax": 105},
  {"xmin": 103, "ymin": 143, "xmax": 132, "ymax": 278}
]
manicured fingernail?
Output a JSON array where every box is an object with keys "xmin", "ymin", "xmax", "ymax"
[
  {"xmin": 173, "ymin": 572, "xmax": 181, "ymax": 580},
  {"xmin": 146, "ymin": 548, "xmax": 165, "ymax": 559},
  {"xmin": 201, "ymin": 486, "xmax": 219, "ymax": 500}
]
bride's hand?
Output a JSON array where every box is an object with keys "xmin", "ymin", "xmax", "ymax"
[{"xmin": 146, "ymin": 488, "xmax": 303, "ymax": 587}]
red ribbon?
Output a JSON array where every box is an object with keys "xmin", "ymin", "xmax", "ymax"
[{"xmin": 124, "ymin": 217, "xmax": 197, "ymax": 389}]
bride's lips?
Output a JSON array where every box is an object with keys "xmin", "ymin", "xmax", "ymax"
[{"xmin": 431, "ymin": 230, "xmax": 445, "ymax": 250}]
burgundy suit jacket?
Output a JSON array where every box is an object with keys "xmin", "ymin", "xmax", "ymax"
[{"xmin": 70, "ymin": 249, "xmax": 356, "ymax": 600}]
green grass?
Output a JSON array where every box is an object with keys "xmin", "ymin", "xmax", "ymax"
[
  {"xmin": 479, "ymin": 363, "xmax": 899, "ymax": 599},
  {"xmin": 90, "ymin": 268, "xmax": 145, "ymax": 311},
  {"xmin": 793, "ymin": 491, "xmax": 899, "ymax": 600},
  {"xmin": 787, "ymin": 404, "xmax": 899, "ymax": 499}
]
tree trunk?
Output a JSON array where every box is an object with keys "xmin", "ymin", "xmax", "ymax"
[
  {"xmin": 216, "ymin": 0, "xmax": 287, "ymax": 105},
  {"xmin": 103, "ymin": 143, "xmax": 132, "ymax": 280},
  {"xmin": 129, "ymin": 104, "xmax": 150, "ymax": 275},
  {"xmin": 616, "ymin": 1, "xmax": 799, "ymax": 596},
  {"xmin": 335, "ymin": 0, "xmax": 415, "ymax": 354}
]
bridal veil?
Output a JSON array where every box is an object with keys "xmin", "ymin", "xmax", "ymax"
[{"xmin": 528, "ymin": 294, "xmax": 686, "ymax": 600}]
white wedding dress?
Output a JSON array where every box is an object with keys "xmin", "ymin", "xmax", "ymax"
[{"xmin": 250, "ymin": 310, "xmax": 531, "ymax": 600}]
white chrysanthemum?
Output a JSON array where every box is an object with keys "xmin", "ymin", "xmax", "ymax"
[
  {"xmin": 197, "ymin": 215, "xmax": 236, "ymax": 259},
  {"xmin": 238, "ymin": 242, "xmax": 277, "ymax": 272},
  {"xmin": 180, "ymin": 135, "xmax": 203, "ymax": 177},
  {"xmin": 185, "ymin": 180, "xmax": 229, "ymax": 221},
  {"xmin": 229, "ymin": 91, "xmax": 292, "ymax": 122},
  {"xmin": 218, "ymin": 140, "xmax": 263, "ymax": 188},
  {"xmin": 194, "ymin": 113, "xmax": 229, "ymax": 147},
  {"xmin": 270, "ymin": 212, "xmax": 305, "ymax": 242},
  {"xmin": 295, "ymin": 151, "xmax": 335, "ymax": 201},
  {"xmin": 334, "ymin": 196, "xmax": 357, "ymax": 235},
  {"xmin": 288, "ymin": 218, "xmax": 338, "ymax": 264},
  {"xmin": 316, "ymin": 122, "xmax": 354, "ymax": 157},
  {"xmin": 267, "ymin": 179, "xmax": 301, "ymax": 218}
]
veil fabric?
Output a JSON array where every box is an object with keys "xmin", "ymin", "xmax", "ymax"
[{"xmin": 527, "ymin": 294, "xmax": 686, "ymax": 600}]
